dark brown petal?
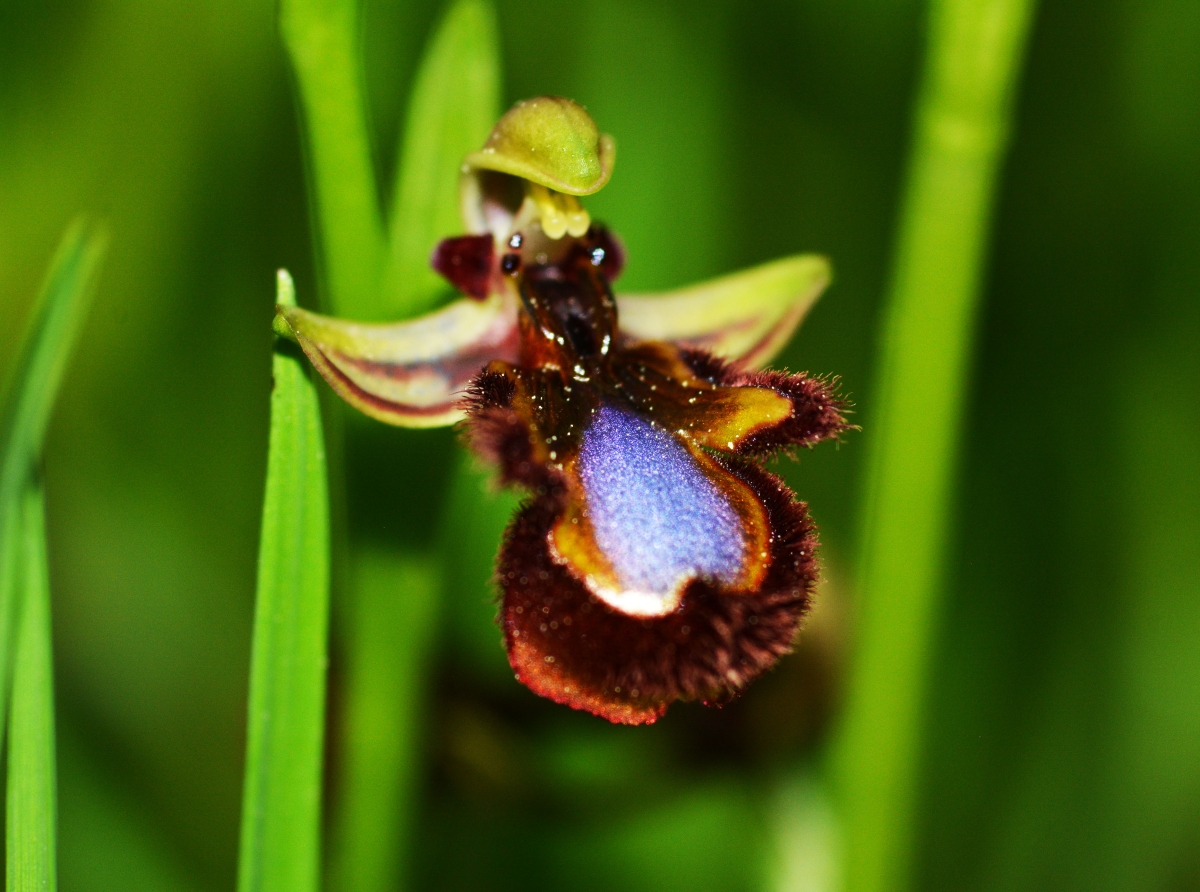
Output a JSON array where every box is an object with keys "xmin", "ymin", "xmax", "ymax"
[
  {"xmin": 676, "ymin": 345, "xmax": 739, "ymax": 384},
  {"xmin": 497, "ymin": 458, "xmax": 819, "ymax": 725},
  {"xmin": 431, "ymin": 234, "xmax": 496, "ymax": 300},
  {"xmin": 676, "ymin": 348, "xmax": 850, "ymax": 456},
  {"xmin": 733, "ymin": 370, "xmax": 850, "ymax": 456},
  {"xmin": 609, "ymin": 343, "xmax": 793, "ymax": 452}
]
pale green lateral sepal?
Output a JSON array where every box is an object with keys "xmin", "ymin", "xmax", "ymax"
[
  {"xmin": 273, "ymin": 282, "xmax": 519, "ymax": 428},
  {"xmin": 616, "ymin": 254, "xmax": 831, "ymax": 369}
]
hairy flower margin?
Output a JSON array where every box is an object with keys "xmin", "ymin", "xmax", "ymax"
[{"xmin": 275, "ymin": 97, "xmax": 848, "ymax": 725}]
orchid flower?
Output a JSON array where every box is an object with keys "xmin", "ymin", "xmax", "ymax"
[{"xmin": 275, "ymin": 97, "xmax": 848, "ymax": 725}]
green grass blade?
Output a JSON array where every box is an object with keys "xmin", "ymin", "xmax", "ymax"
[
  {"xmin": 0, "ymin": 220, "xmax": 105, "ymax": 748},
  {"xmin": 829, "ymin": 1, "xmax": 1038, "ymax": 891},
  {"xmin": 384, "ymin": 0, "xmax": 502, "ymax": 316},
  {"xmin": 6, "ymin": 482, "xmax": 58, "ymax": 892},
  {"xmin": 237, "ymin": 270, "xmax": 331, "ymax": 892},
  {"xmin": 280, "ymin": 0, "xmax": 387, "ymax": 318},
  {"xmin": 328, "ymin": 548, "xmax": 440, "ymax": 892}
]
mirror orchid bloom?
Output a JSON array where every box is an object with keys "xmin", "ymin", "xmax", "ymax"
[{"xmin": 275, "ymin": 97, "xmax": 848, "ymax": 725}]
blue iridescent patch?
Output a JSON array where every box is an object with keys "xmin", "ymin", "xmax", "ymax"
[{"xmin": 578, "ymin": 403, "xmax": 744, "ymax": 615}]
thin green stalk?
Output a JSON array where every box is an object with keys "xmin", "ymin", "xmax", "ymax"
[
  {"xmin": 328, "ymin": 549, "xmax": 440, "ymax": 892},
  {"xmin": 830, "ymin": 2, "xmax": 1038, "ymax": 891},
  {"xmin": 238, "ymin": 271, "xmax": 331, "ymax": 892},
  {"xmin": 280, "ymin": 0, "xmax": 386, "ymax": 318},
  {"xmin": 7, "ymin": 483, "xmax": 57, "ymax": 892},
  {"xmin": 0, "ymin": 220, "xmax": 105, "ymax": 747}
]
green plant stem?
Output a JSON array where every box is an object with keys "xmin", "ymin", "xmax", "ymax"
[
  {"xmin": 7, "ymin": 483, "xmax": 58, "ymax": 892},
  {"xmin": 328, "ymin": 548, "xmax": 440, "ymax": 892},
  {"xmin": 238, "ymin": 271, "xmax": 331, "ymax": 892},
  {"xmin": 280, "ymin": 0, "xmax": 386, "ymax": 319},
  {"xmin": 830, "ymin": 2, "xmax": 1038, "ymax": 891}
]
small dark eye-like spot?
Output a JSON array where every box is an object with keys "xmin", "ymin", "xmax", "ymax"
[
  {"xmin": 502, "ymin": 253, "xmax": 521, "ymax": 274},
  {"xmin": 587, "ymin": 223, "xmax": 625, "ymax": 281}
]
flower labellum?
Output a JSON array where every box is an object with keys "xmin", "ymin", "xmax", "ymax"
[{"xmin": 275, "ymin": 97, "xmax": 848, "ymax": 724}]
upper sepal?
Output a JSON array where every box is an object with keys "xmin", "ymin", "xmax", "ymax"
[
  {"xmin": 460, "ymin": 97, "xmax": 616, "ymax": 241},
  {"xmin": 617, "ymin": 254, "xmax": 831, "ymax": 369},
  {"xmin": 463, "ymin": 97, "xmax": 615, "ymax": 197},
  {"xmin": 273, "ymin": 293, "xmax": 519, "ymax": 428}
]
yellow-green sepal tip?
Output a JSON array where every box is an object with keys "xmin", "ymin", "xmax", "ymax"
[{"xmin": 273, "ymin": 269, "xmax": 298, "ymax": 338}]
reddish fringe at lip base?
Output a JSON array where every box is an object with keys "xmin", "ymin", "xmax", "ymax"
[{"xmin": 498, "ymin": 457, "xmax": 820, "ymax": 725}]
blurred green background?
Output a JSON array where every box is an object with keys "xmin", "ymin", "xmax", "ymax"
[{"xmin": 1, "ymin": 0, "xmax": 1198, "ymax": 889}]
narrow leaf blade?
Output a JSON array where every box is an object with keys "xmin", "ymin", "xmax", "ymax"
[
  {"xmin": 0, "ymin": 220, "xmax": 106, "ymax": 478},
  {"xmin": 386, "ymin": 0, "xmax": 503, "ymax": 316},
  {"xmin": 0, "ymin": 219, "xmax": 105, "ymax": 747},
  {"xmin": 6, "ymin": 482, "xmax": 58, "ymax": 892},
  {"xmin": 237, "ymin": 270, "xmax": 331, "ymax": 892}
]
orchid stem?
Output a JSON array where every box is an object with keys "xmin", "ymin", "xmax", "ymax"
[
  {"xmin": 327, "ymin": 548, "xmax": 440, "ymax": 892},
  {"xmin": 829, "ymin": 1, "xmax": 1038, "ymax": 891}
]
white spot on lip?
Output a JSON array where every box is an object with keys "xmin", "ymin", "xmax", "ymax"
[{"xmin": 589, "ymin": 579, "xmax": 689, "ymax": 617}]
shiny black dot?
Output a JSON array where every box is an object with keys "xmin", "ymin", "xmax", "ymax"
[{"xmin": 501, "ymin": 253, "xmax": 521, "ymax": 274}]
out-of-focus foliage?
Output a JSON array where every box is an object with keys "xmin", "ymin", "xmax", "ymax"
[
  {"xmin": 833, "ymin": 1, "xmax": 1039, "ymax": 889},
  {"xmin": 7, "ymin": 483, "xmax": 58, "ymax": 892},
  {"xmin": 2, "ymin": 219, "xmax": 105, "ymax": 892},
  {"xmin": 0, "ymin": 0, "xmax": 1197, "ymax": 890}
]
